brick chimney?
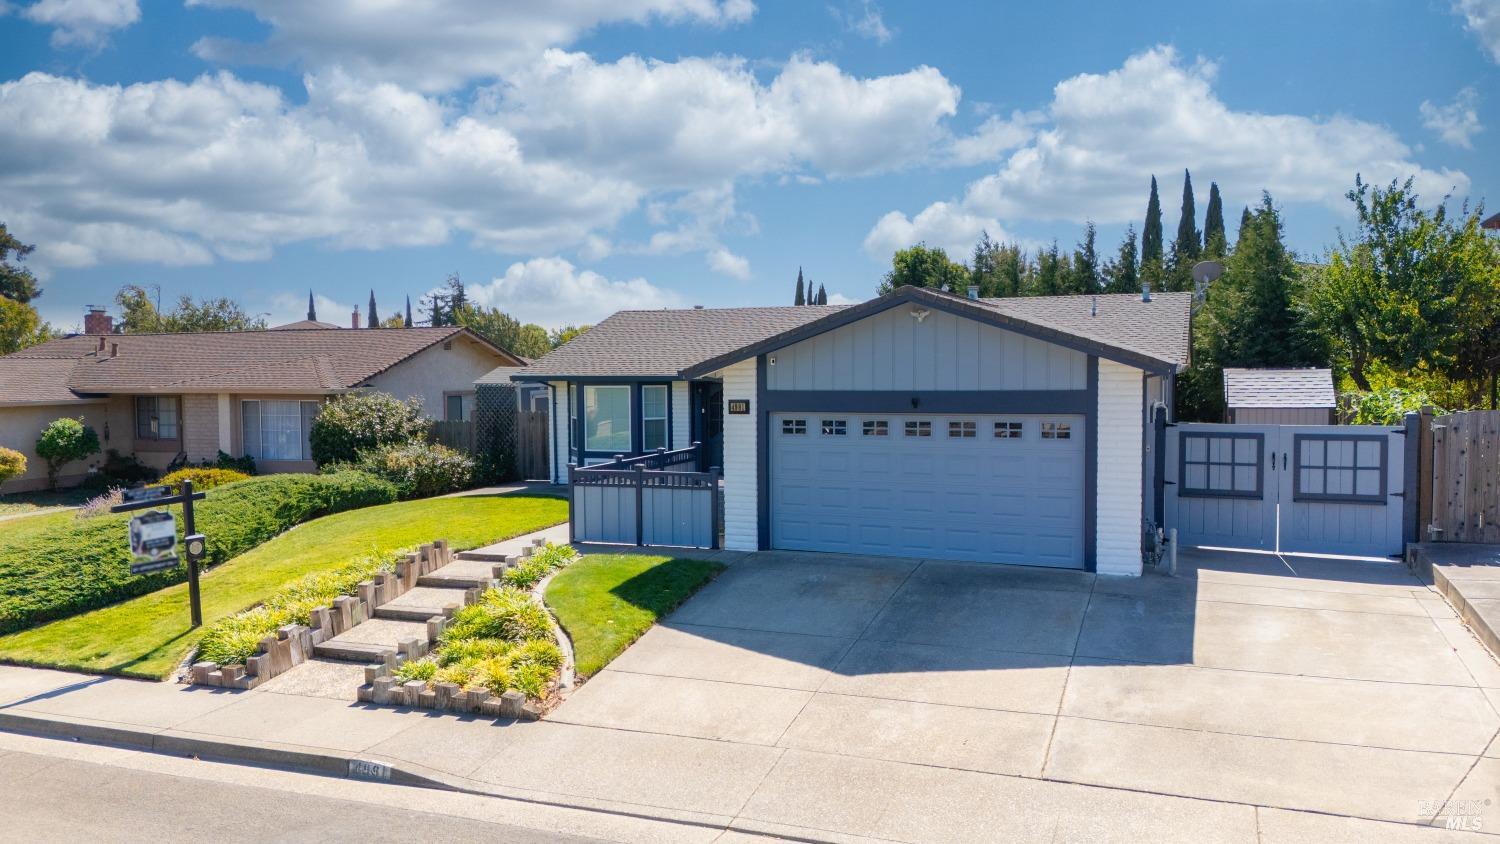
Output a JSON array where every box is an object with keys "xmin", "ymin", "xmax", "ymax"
[
  {"xmin": 352, "ymin": 305, "xmax": 361, "ymax": 329},
  {"xmin": 83, "ymin": 307, "xmax": 113, "ymax": 335}
]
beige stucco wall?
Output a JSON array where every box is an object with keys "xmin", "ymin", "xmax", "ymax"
[
  {"xmin": 365, "ymin": 335, "xmax": 509, "ymax": 418},
  {"xmin": 0, "ymin": 402, "xmax": 110, "ymax": 493}
]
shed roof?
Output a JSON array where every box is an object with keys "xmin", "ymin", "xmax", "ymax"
[{"xmin": 1222, "ymin": 368, "xmax": 1336, "ymax": 408}]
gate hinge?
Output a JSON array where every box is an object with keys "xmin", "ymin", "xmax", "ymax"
[
  {"xmin": 1391, "ymin": 428, "xmax": 1407, "ymax": 436},
  {"xmin": 1388, "ymin": 491, "xmax": 1405, "ymax": 498}
]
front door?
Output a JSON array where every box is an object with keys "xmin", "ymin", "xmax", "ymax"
[{"xmin": 692, "ymin": 381, "xmax": 724, "ymax": 471}]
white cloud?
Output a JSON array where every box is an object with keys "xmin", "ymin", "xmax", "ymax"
[
  {"xmin": 266, "ymin": 292, "xmax": 355, "ymax": 327},
  {"xmin": 186, "ymin": 0, "xmax": 756, "ymax": 92},
  {"xmin": 465, "ymin": 257, "xmax": 682, "ymax": 328},
  {"xmin": 863, "ymin": 201, "xmax": 1005, "ymax": 261},
  {"xmin": 869, "ymin": 46, "xmax": 1469, "ymax": 252},
  {"xmin": 831, "ymin": 1, "xmax": 893, "ymax": 45},
  {"xmin": 825, "ymin": 291, "xmax": 861, "ymax": 305},
  {"xmin": 21, "ymin": 0, "xmax": 138, "ymax": 47},
  {"xmin": 1420, "ymin": 87, "xmax": 1483, "ymax": 149},
  {"xmin": 1453, "ymin": 0, "xmax": 1500, "ymax": 63},
  {"xmin": 707, "ymin": 247, "xmax": 751, "ymax": 279},
  {"xmin": 947, "ymin": 111, "xmax": 1040, "ymax": 166}
]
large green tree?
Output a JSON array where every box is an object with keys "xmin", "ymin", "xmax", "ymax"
[
  {"xmin": 793, "ymin": 268, "xmax": 806, "ymax": 305},
  {"xmin": 1203, "ymin": 181, "xmax": 1227, "ymax": 259},
  {"xmin": 1300, "ymin": 176, "xmax": 1500, "ymax": 404},
  {"xmin": 1070, "ymin": 222, "xmax": 1101, "ymax": 294},
  {"xmin": 1104, "ymin": 225, "xmax": 1140, "ymax": 294},
  {"xmin": 0, "ymin": 224, "xmax": 41, "ymax": 304},
  {"xmin": 114, "ymin": 285, "xmax": 266, "ymax": 333},
  {"xmin": 1166, "ymin": 170, "xmax": 1201, "ymax": 292},
  {"xmin": 1028, "ymin": 242, "xmax": 1071, "ymax": 296},
  {"xmin": 878, "ymin": 244, "xmax": 968, "ymax": 294},
  {"xmin": 454, "ymin": 304, "xmax": 552, "ymax": 359},
  {"xmin": 1141, "ymin": 176, "xmax": 1165, "ymax": 292}
]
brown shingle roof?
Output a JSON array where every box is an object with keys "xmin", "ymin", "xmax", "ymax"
[
  {"xmin": 1223, "ymin": 368, "xmax": 1336, "ymax": 409},
  {"xmin": 978, "ymin": 292, "xmax": 1194, "ymax": 367},
  {"xmin": 0, "ymin": 358, "xmax": 97, "ymax": 406},
  {"xmin": 518, "ymin": 306, "xmax": 847, "ymax": 378},
  {"xmin": 0, "ymin": 327, "xmax": 521, "ymax": 402}
]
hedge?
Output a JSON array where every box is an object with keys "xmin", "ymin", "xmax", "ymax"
[{"xmin": 0, "ymin": 470, "xmax": 397, "ymax": 634}]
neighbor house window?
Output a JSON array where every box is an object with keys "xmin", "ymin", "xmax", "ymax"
[
  {"xmin": 781, "ymin": 419, "xmax": 807, "ymax": 435},
  {"xmin": 1180, "ymin": 432, "xmax": 1261, "ymax": 498},
  {"xmin": 1295, "ymin": 435, "xmax": 1385, "ymax": 503},
  {"xmin": 1041, "ymin": 421, "xmax": 1072, "ymax": 440},
  {"xmin": 994, "ymin": 421, "xmax": 1023, "ymax": 439},
  {"xmin": 904, "ymin": 420, "xmax": 931, "ymax": 437},
  {"xmin": 584, "ymin": 385, "xmax": 632, "ymax": 452},
  {"xmin": 241, "ymin": 400, "xmax": 320, "ymax": 462},
  {"xmin": 821, "ymin": 419, "xmax": 847, "ymax": 436},
  {"xmin": 948, "ymin": 420, "xmax": 976, "ymax": 438},
  {"xmin": 642, "ymin": 385, "xmax": 668, "ymax": 451},
  {"xmin": 444, "ymin": 392, "xmax": 474, "ymax": 422},
  {"xmin": 862, "ymin": 420, "xmax": 888, "ymax": 436},
  {"xmin": 135, "ymin": 397, "xmax": 179, "ymax": 441}
]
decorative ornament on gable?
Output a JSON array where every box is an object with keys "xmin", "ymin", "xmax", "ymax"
[{"xmin": 910, "ymin": 308, "xmax": 931, "ymax": 323}]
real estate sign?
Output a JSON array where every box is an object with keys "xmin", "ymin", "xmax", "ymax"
[{"xmin": 128, "ymin": 510, "xmax": 179, "ymax": 575}]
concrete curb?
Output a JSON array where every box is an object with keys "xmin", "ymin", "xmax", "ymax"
[{"xmin": 0, "ymin": 708, "xmax": 469, "ymax": 793}]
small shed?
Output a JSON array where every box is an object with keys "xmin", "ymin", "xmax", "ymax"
[{"xmin": 1223, "ymin": 368, "xmax": 1336, "ymax": 424}]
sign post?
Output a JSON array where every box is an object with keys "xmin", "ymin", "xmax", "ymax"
[{"xmin": 113, "ymin": 479, "xmax": 207, "ymax": 628}]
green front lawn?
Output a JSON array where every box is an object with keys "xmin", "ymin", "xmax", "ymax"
[
  {"xmin": 545, "ymin": 553, "xmax": 724, "ymax": 677},
  {"xmin": 0, "ymin": 488, "xmax": 95, "ymax": 518},
  {"xmin": 0, "ymin": 494, "xmax": 567, "ymax": 679}
]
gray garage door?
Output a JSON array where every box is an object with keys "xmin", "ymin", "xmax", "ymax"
[{"xmin": 771, "ymin": 413, "xmax": 1085, "ymax": 568}]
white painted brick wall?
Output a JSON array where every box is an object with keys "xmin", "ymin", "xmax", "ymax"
[
  {"xmin": 549, "ymin": 381, "xmax": 568, "ymax": 483},
  {"xmin": 719, "ymin": 359, "xmax": 758, "ymax": 551},
  {"xmin": 1097, "ymin": 359, "xmax": 1144, "ymax": 576},
  {"xmin": 671, "ymin": 380, "xmax": 690, "ymax": 451}
]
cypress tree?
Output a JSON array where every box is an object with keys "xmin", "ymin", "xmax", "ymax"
[
  {"xmin": 1141, "ymin": 176, "xmax": 1164, "ymax": 291},
  {"xmin": 1071, "ymin": 222, "xmax": 1100, "ymax": 293},
  {"xmin": 1105, "ymin": 225, "xmax": 1139, "ymax": 294},
  {"xmin": 794, "ymin": 268, "xmax": 806, "ymax": 305},
  {"xmin": 306, "ymin": 289, "xmax": 316, "ymax": 322},
  {"xmin": 1203, "ymin": 182, "xmax": 1226, "ymax": 258},
  {"xmin": 367, "ymin": 290, "xmax": 378, "ymax": 328},
  {"xmin": 1237, "ymin": 206, "xmax": 1253, "ymax": 250},
  {"xmin": 1174, "ymin": 169, "xmax": 1200, "ymax": 262},
  {"xmin": 404, "ymin": 296, "xmax": 413, "ymax": 328},
  {"xmin": 816, "ymin": 283, "xmax": 827, "ymax": 305}
]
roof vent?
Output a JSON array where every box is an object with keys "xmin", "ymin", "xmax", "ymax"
[
  {"xmin": 966, "ymin": 285, "xmax": 979, "ymax": 300},
  {"xmin": 1091, "ymin": 296, "xmax": 1097, "ymax": 317},
  {"xmin": 109, "ymin": 342, "xmax": 119, "ymax": 358},
  {"xmin": 1141, "ymin": 282, "xmax": 1152, "ymax": 303},
  {"xmin": 693, "ymin": 305, "xmax": 704, "ymax": 309}
]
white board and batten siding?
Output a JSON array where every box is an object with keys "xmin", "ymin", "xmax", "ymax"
[
  {"xmin": 549, "ymin": 381, "xmax": 569, "ymax": 483},
  {"xmin": 1097, "ymin": 360, "xmax": 1145, "ymax": 576},
  {"xmin": 717, "ymin": 359, "xmax": 759, "ymax": 551},
  {"xmin": 671, "ymin": 381, "xmax": 691, "ymax": 452},
  {"xmin": 765, "ymin": 306, "xmax": 1086, "ymax": 392}
]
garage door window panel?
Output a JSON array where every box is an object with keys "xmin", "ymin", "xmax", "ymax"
[
  {"xmin": 904, "ymin": 420, "xmax": 932, "ymax": 437},
  {"xmin": 994, "ymin": 421, "xmax": 1024, "ymax": 439},
  {"xmin": 1180, "ymin": 432, "xmax": 1263, "ymax": 498},
  {"xmin": 821, "ymin": 419, "xmax": 847, "ymax": 436},
  {"xmin": 1295, "ymin": 434, "xmax": 1385, "ymax": 503},
  {"xmin": 863, "ymin": 420, "xmax": 888, "ymax": 436},
  {"xmin": 948, "ymin": 420, "xmax": 976, "ymax": 438}
]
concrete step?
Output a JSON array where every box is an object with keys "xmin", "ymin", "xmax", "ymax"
[
  {"xmin": 417, "ymin": 573, "xmax": 493, "ymax": 590},
  {"xmin": 314, "ymin": 618, "xmax": 431, "ymax": 663},
  {"xmin": 454, "ymin": 550, "xmax": 510, "ymax": 563},
  {"xmin": 312, "ymin": 640, "xmax": 390, "ymax": 663},
  {"xmin": 374, "ymin": 605, "xmax": 449, "ymax": 623}
]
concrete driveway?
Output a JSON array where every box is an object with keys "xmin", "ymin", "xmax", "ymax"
[{"xmin": 534, "ymin": 547, "xmax": 1500, "ymax": 841}]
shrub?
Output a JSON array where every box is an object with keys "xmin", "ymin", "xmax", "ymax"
[
  {"xmin": 77, "ymin": 487, "xmax": 124, "ymax": 519},
  {"xmin": 208, "ymin": 451, "xmax": 256, "ymax": 475},
  {"xmin": 502, "ymin": 543, "xmax": 579, "ymax": 590},
  {"xmin": 196, "ymin": 550, "xmax": 393, "ymax": 665},
  {"xmin": 308, "ymin": 391, "xmax": 427, "ymax": 466},
  {"xmin": 0, "ymin": 469, "xmax": 398, "ymax": 634},
  {"xmin": 348, "ymin": 440, "xmax": 475, "ymax": 500},
  {"xmin": 0, "ymin": 447, "xmax": 24, "ymax": 486},
  {"xmin": 94, "ymin": 449, "xmax": 158, "ymax": 487},
  {"xmin": 161, "ymin": 467, "xmax": 251, "ymax": 491},
  {"xmin": 442, "ymin": 587, "xmax": 553, "ymax": 643},
  {"xmin": 34, "ymin": 417, "xmax": 100, "ymax": 489},
  {"xmin": 1343, "ymin": 387, "xmax": 1448, "ymax": 425}
]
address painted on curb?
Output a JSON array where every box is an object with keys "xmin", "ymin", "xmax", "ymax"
[{"xmin": 348, "ymin": 759, "xmax": 392, "ymax": 781}]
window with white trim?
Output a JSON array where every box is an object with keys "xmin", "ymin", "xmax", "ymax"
[
  {"xmin": 904, "ymin": 420, "xmax": 932, "ymax": 437},
  {"xmin": 1180, "ymin": 432, "xmax": 1261, "ymax": 498},
  {"xmin": 862, "ymin": 420, "xmax": 888, "ymax": 437},
  {"xmin": 584, "ymin": 385, "xmax": 632, "ymax": 452},
  {"xmin": 641, "ymin": 385, "xmax": 668, "ymax": 451},
  {"xmin": 994, "ymin": 420, "xmax": 1023, "ymax": 439},
  {"xmin": 241, "ymin": 399, "xmax": 320, "ymax": 461},
  {"xmin": 821, "ymin": 419, "xmax": 847, "ymax": 436},
  {"xmin": 948, "ymin": 420, "xmax": 976, "ymax": 438},
  {"xmin": 1295, "ymin": 435, "xmax": 1385, "ymax": 502},
  {"xmin": 781, "ymin": 418, "xmax": 807, "ymax": 435}
]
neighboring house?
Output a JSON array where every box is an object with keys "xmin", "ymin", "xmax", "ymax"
[
  {"xmin": 1222, "ymin": 368, "xmax": 1336, "ymax": 425},
  {"xmin": 516, "ymin": 285, "xmax": 1192, "ymax": 576},
  {"xmin": 0, "ymin": 311, "xmax": 522, "ymax": 493}
]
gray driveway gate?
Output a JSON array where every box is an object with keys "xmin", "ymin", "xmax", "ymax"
[{"xmin": 1165, "ymin": 423, "xmax": 1406, "ymax": 557}]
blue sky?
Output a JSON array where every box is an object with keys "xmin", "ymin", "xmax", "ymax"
[{"xmin": 1, "ymin": 0, "xmax": 1495, "ymax": 332}]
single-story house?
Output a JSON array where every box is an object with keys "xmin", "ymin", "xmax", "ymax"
[
  {"xmin": 516, "ymin": 285, "xmax": 1192, "ymax": 576},
  {"xmin": 1222, "ymin": 367, "xmax": 1336, "ymax": 425},
  {"xmin": 0, "ymin": 311, "xmax": 522, "ymax": 493}
]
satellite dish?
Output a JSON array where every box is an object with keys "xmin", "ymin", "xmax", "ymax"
[{"xmin": 1191, "ymin": 261, "xmax": 1225, "ymax": 285}]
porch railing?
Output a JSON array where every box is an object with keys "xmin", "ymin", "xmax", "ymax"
[{"xmin": 569, "ymin": 442, "xmax": 720, "ymax": 549}]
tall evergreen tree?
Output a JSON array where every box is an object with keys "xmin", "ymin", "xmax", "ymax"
[
  {"xmin": 1141, "ymin": 176, "xmax": 1165, "ymax": 291},
  {"xmin": 1104, "ymin": 225, "xmax": 1139, "ymax": 294},
  {"xmin": 1238, "ymin": 206, "xmax": 1253, "ymax": 247},
  {"xmin": 367, "ymin": 290, "xmax": 378, "ymax": 328},
  {"xmin": 997, "ymin": 244, "xmax": 1024, "ymax": 298},
  {"xmin": 1203, "ymin": 182, "xmax": 1226, "ymax": 259},
  {"xmin": 794, "ymin": 267, "xmax": 806, "ymax": 305},
  {"xmin": 1165, "ymin": 170, "xmax": 1201, "ymax": 292},
  {"xmin": 1031, "ymin": 241, "xmax": 1069, "ymax": 296},
  {"xmin": 969, "ymin": 231, "xmax": 1000, "ymax": 297},
  {"xmin": 816, "ymin": 283, "xmax": 828, "ymax": 305},
  {"xmin": 1071, "ymin": 222, "xmax": 1101, "ymax": 294},
  {"xmin": 306, "ymin": 290, "xmax": 316, "ymax": 322},
  {"xmin": 404, "ymin": 296, "xmax": 413, "ymax": 328},
  {"xmin": 0, "ymin": 224, "xmax": 41, "ymax": 304}
]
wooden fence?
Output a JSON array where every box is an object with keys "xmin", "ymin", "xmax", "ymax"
[
  {"xmin": 430, "ymin": 420, "xmax": 476, "ymax": 453},
  {"xmin": 516, "ymin": 410, "xmax": 550, "ymax": 480},
  {"xmin": 1424, "ymin": 409, "xmax": 1500, "ymax": 543}
]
